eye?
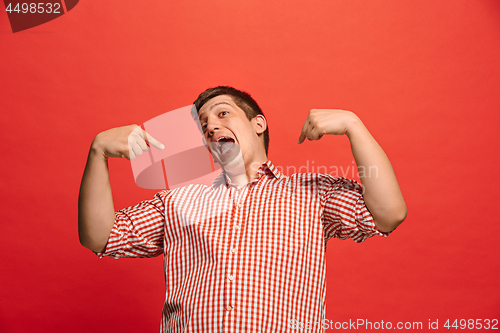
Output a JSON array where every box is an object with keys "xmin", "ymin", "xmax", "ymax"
[{"xmin": 219, "ymin": 111, "xmax": 228, "ymax": 117}]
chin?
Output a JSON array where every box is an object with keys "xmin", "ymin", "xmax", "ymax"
[{"xmin": 218, "ymin": 151, "xmax": 245, "ymax": 172}]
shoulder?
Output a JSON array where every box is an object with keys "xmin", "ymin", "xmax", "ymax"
[
  {"xmin": 286, "ymin": 172, "xmax": 363, "ymax": 195},
  {"xmin": 162, "ymin": 183, "xmax": 216, "ymax": 201},
  {"xmin": 288, "ymin": 171, "xmax": 337, "ymax": 185},
  {"xmin": 280, "ymin": 172, "xmax": 334, "ymax": 193}
]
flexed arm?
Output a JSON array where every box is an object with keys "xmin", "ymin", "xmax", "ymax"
[
  {"xmin": 298, "ymin": 109, "xmax": 406, "ymax": 233},
  {"xmin": 78, "ymin": 125, "xmax": 164, "ymax": 252}
]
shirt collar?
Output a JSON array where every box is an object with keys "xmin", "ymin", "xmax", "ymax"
[{"xmin": 211, "ymin": 159, "xmax": 284, "ymax": 188}]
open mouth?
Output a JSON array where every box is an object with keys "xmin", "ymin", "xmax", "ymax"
[{"xmin": 214, "ymin": 136, "xmax": 236, "ymax": 156}]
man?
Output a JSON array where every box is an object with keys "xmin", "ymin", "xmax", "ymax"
[{"xmin": 78, "ymin": 86, "xmax": 406, "ymax": 332}]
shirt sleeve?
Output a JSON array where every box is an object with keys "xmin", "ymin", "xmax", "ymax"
[
  {"xmin": 94, "ymin": 191, "xmax": 167, "ymax": 259},
  {"xmin": 320, "ymin": 176, "xmax": 390, "ymax": 243}
]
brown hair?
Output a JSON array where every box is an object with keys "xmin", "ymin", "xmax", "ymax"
[{"xmin": 193, "ymin": 86, "xmax": 270, "ymax": 155}]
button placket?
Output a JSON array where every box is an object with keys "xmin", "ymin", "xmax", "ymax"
[
  {"xmin": 225, "ymin": 185, "xmax": 241, "ymax": 327},
  {"xmin": 224, "ymin": 182, "xmax": 255, "ymax": 329}
]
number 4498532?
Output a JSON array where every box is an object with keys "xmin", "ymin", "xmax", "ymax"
[
  {"xmin": 5, "ymin": 3, "xmax": 61, "ymax": 14},
  {"xmin": 443, "ymin": 319, "xmax": 498, "ymax": 330}
]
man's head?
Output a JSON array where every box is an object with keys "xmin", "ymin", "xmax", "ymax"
[{"xmin": 194, "ymin": 86, "xmax": 269, "ymax": 156}]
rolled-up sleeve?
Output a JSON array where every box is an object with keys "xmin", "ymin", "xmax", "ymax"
[
  {"xmin": 95, "ymin": 191, "xmax": 167, "ymax": 259},
  {"xmin": 320, "ymin": 176, "xmax": 389, "ymax": 243}
]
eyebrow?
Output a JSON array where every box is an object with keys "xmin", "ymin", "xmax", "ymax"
[
  {"xmin": 199, "ymin": 101, "xmax": 233, "ymax": 121},
  {"xmin": 210, "ymin": 101, "xmax": 232, "ymax": 110}
]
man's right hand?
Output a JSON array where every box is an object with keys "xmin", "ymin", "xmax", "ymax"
[
  {"xmin": 79, "ymin": 124, "xmax": 164, "ymax": 253},
  {"xmin": 91, "ymin": 125, "xmax": 165, "ymax": 160}
]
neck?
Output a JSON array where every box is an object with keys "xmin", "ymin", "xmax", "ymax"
[{"xmin": 223, "ymin": 155, "xmax": 268, "ymax": 188}]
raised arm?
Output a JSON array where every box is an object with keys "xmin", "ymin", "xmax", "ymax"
[
  {"xmin": 78, "ymin": 125, "xmax": 164, "ymax": 252},
  {"xmin": 298, "ymin": 109, "xmax": 406, "ymax": 233}
]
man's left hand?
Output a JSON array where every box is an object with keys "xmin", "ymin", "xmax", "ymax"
[{"xmin": 297, "ymin": 109, "xmax": 358, "ymax": 144}]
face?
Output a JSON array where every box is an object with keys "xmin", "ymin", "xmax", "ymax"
[{"xmin": 197, "ymin": 95, "xmax": 267, "ymax": 170}]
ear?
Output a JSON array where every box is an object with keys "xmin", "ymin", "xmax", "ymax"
[{"xmin": 252, "ymin": 115, "xmax": 267, "ymax": 135}]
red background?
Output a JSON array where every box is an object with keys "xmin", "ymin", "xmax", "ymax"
[{"xmin": 1, "ymin": 1, "xmax": 499, "ymax": 332}]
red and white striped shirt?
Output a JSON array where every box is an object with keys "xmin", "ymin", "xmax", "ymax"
[{"xmin": 97, "ymin": 160, "xmax": 387, "ymax": 332}]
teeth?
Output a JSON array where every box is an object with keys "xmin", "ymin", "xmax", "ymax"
[
  {"xmin": 214, "ymin": 136, "xmax": 233, "ymax": 155},
  {"xmin": 216, "ymin": 136, "xmax": 229, "ymax": 143},
  {"xmin": 215, "ymin": 136, "xmax": 230, "ymax": 148}
]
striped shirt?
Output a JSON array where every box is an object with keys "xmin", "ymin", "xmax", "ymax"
[{"xmin": 97, "ymin": 160, "xmax": 387, "ymax": 332}]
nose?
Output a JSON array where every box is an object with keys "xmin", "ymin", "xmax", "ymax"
[
  {"xmin": 206, "ymin": 117, "xmax": 221, "ymax": 137},
  {"xmin": 206, "ymin": 124, "xmax": 219, "ymax": 134}
]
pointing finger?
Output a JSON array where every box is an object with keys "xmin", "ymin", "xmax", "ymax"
[
  {"xmin": 298, "ymin": 132, "xmax": 306, "ymax": 144},
  {"xmin": 141, "ymin": 129, "xmax": 165, "ymax": 150},
  {"xmin": 298, "ymin": 117, "xmax": 311, "ymax": 144},
  {"xmin": 129, "ymin": 128, "xmax": 150, "ymax": 152}
]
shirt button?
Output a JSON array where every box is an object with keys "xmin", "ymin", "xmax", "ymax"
[
  {"xmin": 228, "ymin": 275, "xmax": 235, "ymax": 281},
  {"xmin": 234, "ymin": 225, "xmax": 240, "ymax": 230},
  {"xmin": 230, "ymin": 248, "xmax": 237, "ymax": 254},
  {"xmin": 226, "ymin": 305, "xmax": 234, "ymax": 311},
  {"xmin": 237, "ymin": 203, "xmax": 242, "ymax": 208}
]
